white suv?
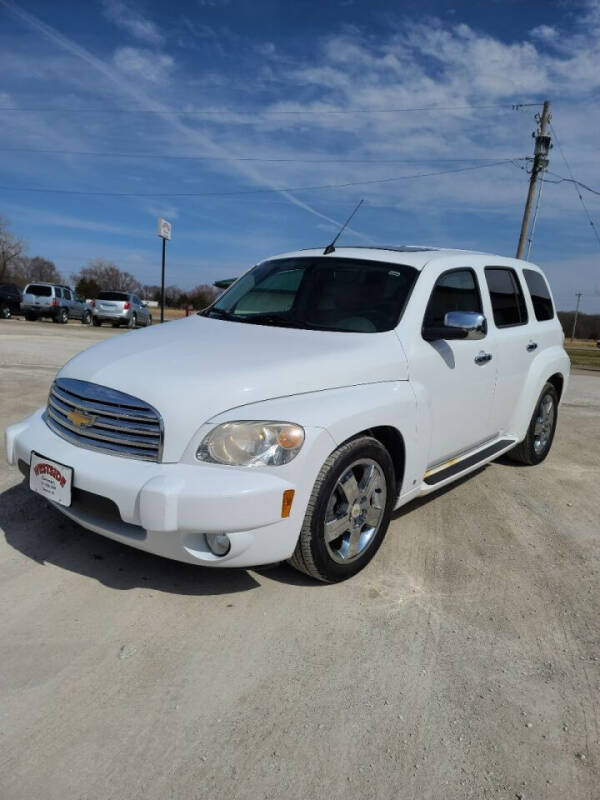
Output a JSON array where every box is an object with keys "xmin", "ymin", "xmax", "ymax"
[{"xmin": 5, "ymin": 247, "xmax": 569, "ymax": 582}]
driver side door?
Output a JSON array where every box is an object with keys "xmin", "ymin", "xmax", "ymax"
[{"xmin": 408, "ymin": 267, "xmax": 498, "ymax": 469}]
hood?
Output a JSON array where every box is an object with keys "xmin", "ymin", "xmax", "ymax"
[{"xmin": 59, "ymin": 315, "xmax": 407, "ymax": 460}]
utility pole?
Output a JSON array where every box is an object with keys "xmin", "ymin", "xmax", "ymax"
[
  {"xmin": 516, "ymin": 100, "xmax": 552, "ymax": 259},
  {"xmin": 571, "ymin": 292, "xmax": 582, "ymax": 342}
]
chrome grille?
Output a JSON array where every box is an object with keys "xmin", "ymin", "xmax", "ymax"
[{"xmin": 44, "ymin": 378, "xmax": 163, "ymax": 462}]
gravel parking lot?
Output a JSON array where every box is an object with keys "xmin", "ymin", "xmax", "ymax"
[{"xmin": 1, "ymin": 318, "xmax": 599, "ymax": 800}]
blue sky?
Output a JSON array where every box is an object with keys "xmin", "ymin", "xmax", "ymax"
[{"xmin": 1, "ymin": 0, "xmax": 599, "ymax": 311}]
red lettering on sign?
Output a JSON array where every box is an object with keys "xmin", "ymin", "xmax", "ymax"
[{"xmin": 34, "ymin": 462, "xmax": 66, "ymax": 488}]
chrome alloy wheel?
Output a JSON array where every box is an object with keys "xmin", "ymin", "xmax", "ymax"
[
  {"xmin": 324, "ymin": 458, "xmax": 387, "ymax": 564},
  {"xmin": 533, "ymin": 392, "xmax": 555, "ymax": 455}
]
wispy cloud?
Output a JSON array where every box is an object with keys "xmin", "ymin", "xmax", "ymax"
[
  {"xmin": 102, "ymin": 0, "xmax": 163, "ymax": 45},
  {"xmin": 113, "ymin": 46, "xmax": 174, "ymax": 83}
]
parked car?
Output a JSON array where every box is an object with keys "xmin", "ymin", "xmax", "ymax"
[
  {"xmin": 91, "ymin": 291, "xmax": 152, "ymax": 328},
  {"xmin": 0, "ymin": 282, "xmax": 22, "ymax": 319},
  {"xmin": 21, "ymin": 283, "xmax": 92, "ymax": 324},
  {"xmin": 6, "ymin": 246, "xmax": 569, "ymax": 582}
]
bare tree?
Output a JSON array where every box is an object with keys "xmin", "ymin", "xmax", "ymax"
[
  {"xmin": 71, "ymin": 259, "xmax": 142, "ymax": 295},
  {"xmin": 14, "ymin": 256, "xmax": 62, "ymax": 286},
  {"xmin": 0, "ymin": 216, "xmax": 25, "ymax": 282}
]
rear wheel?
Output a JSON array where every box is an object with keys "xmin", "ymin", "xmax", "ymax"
[
  {"xmin": 54, "ymin": 308, "xmax": 68, "ymax": 324},
  {"xmin": 111, "ymin": 321, "xmax": 120, "ymax": 328},
  {"xmin": 0, "ymin": 303, "xmax": 11, "ymax": 319},
  {"xmin": 92, "ymin": 316, "xmax": 101, "ymax": 327},
  {"xmin": 128, "ymin": 313, "xmax": 137, "ymax": 329},
  {"xmin": 508, "ymin": 382, "xmax": 559, "ymax": 465},
  {"xmin": 25, "ymin": 312, "xmax": 37, "ymax": 321},
  {"xmin": 81, "ymin": 310, "xmax": 92, "ymax": 325},
  {"xmin": 288, "ymin": 436, "xmax": 395, "ymax": 583}
]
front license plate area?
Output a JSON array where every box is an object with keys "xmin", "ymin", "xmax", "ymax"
[{"xmin": 30, "ymin": 451, "xmax": 73, "ymax": 507}]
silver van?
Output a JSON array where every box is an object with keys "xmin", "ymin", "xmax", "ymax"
[
  {"xmin": 21, "ymin": 283, "xmax": 92, "ymax": 324},
  {"xmin": 91, "ymin": 291, "xmax": 152, "ymax": 328}
]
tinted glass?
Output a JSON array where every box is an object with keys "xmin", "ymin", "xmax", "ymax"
[
  {"xmin": 63, "ymin": 288, "xmax": 72, "ymax": 300},
  {"xmin": 97, "ymin": 291, "xmax": 129, "ymax": 301},
  {"xmin": 55, "ymin": 287, "xmax": 62, "ymax": 298},
  {"xmin": 523, "ymin": 269, "xmax": 554, "ymax": 321},
  {"xmin": 485, "ymin": 268, "xmax": 528, "ymax": 327},
  {"xmin": 26, "ymin": 284, "xmax": 52, "ymax": 296},
  {"xmin": 207, "ymin": 257, "xmax": 418, "ymax": 332},
  {"xmin": 424, "ymin": 269, "xmax": 482, "ymax": 327}
]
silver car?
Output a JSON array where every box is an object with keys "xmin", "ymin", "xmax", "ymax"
[
  {"xmin": 92, "ymin": 291, "xmax": 152, "ymax": 328},
  {"xmin": 21, "ymin": 283, "xmax": 92, "ymax": 324}
]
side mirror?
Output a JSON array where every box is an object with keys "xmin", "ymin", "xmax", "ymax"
[{"xmin": 422, "ymin": 311, "xmax": 487, "ymax": 342}]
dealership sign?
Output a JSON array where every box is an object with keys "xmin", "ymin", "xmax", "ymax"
[{"xmin": 157, "ymin": 218, "xmax": 172, "ymax": 240}]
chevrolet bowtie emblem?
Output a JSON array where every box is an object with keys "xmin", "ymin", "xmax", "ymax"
[{"xmin": 66, "ymin": 408, "xmax": 96, "ymax": 428}]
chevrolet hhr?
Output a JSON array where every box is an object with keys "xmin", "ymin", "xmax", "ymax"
[{"xmin": 5, "ymin": 247, "xmax": 570, "ymax": 582}]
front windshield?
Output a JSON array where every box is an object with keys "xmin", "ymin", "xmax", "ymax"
[{"xmin": 204, "ymin": 257, "xmax": 418, "ymax": 333}]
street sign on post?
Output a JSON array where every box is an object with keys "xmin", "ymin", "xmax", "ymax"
[{"xmin": 157, "ymin": 218, "xmax": 172, "ymax": 322}]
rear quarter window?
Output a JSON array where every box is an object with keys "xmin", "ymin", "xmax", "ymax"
[{"xmin": 523, "ymin": 269, "xmax": 554, "ymax": 321}]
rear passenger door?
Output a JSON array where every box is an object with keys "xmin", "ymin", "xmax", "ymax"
[{"xmin": 484, "ymin": 267, "xmax": 533, "ymax": 438}]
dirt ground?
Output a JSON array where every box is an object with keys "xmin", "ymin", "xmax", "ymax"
[{"xmin": 1, "ymin": 318, "xmax": 599, "ymax": 800}]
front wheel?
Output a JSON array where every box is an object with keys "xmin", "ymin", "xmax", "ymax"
[
  {"xmin": 288, "ymin": 436, "xmax": 395, "ymax": 583},
  {"xmin": 92, "ymin": 316, "xmax": 101, "ymax": 327},
  {"xmin": 508, "ymin": 382, "xmax": 559, "ymax": 465}
]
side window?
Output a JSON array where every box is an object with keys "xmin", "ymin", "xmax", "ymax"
[
  {"xmin": 63, "ymin": 288, "xmax": 72, "ymax": 301},
  {"xmin": 55, "ymin": 287, "xmax": 62, "ymax": 299},
  {"xmin": 484, "ymin": 268, "xmax": 528, "ymax": 327},
  {"xmin": 423, "ymin": 269, "xmax": 482, "ymax": 328},
  {"xmin": 523, "ymin": 269, "xmax": 554, "ymax": 321}
]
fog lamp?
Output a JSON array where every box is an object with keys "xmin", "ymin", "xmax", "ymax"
[{"xmin": 206, "ymin": 533, "xmax": 231, "ymax": 557}]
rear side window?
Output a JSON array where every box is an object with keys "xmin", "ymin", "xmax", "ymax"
[
  {"xmin": 523, "ymin": 269, "xmax": 554, "ymax": 321},
  {"xmin": 55, "ymin": 287, "xmax": 62, "ymax": 298},
  {"xmin": 97, "ymin": 291, "xmax": 128, "ymax": 301},
  {"xmin": 484, "ymin": 268, "xmax": 528, "ymax": 327},
  {"xmin": 26, "ymin": 284, "xmax": 52, "ymax": 296},
  {"xmin": 63, "ymin": 288, "xmax": 72, "ymax": 300},
  {"xmin": 424, "ymin": 269, "xmax": 482, "ymax": 327}
]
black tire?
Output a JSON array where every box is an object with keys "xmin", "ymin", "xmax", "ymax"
[
  {"xmin": 0, "ymin": 303, "xmax": 11, "ymax": 319},
  {"xmin": 54, "ymin": 308, "xmax": 68, "ymax": 324},
  {"xmin": 508, "ymin": 382, "xmax": 559, "ymax": 465},
  {"xmin": 288, "ymin": 436, "xmax": 396, "ymax": 583},
  {"xmin": 128, "ymin": 313, "xmax": 137, "ymax": 329},
  {"xmin": 25, "ymin": 312, "xmax": 37, "ymax": 321},
  {"xmin": 111, "ymin": 321, "xmax": 120, "ymax": 328},
  {"xmin": 146, "ymin": 315, "xmax": 152, "ymax": 326},
  {"xmin": 81, "ymin": 310, "xmax": 92, "ymax": 325},
  {"xmin": 92, "ymin": 316, "xmax": 101, "ymax": 327}
]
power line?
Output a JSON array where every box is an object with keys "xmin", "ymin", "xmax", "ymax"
[
  {"xmin": 0, "ymin": 146, "xmax": 527, "ymax": 164},
  {"xmin": 548, "ymin": 121, "xmax": 600, "ymax": 251},
  {"xmin": 545, "ymin": 171, "xmax": 600, "ymax": 197},
  {"xmin": 0, "ymin": 159, "xmax": 518, "ymax": 198},
  {"xmin": 0, "ymin": 102, "xmax": 543, "ymax": 116}
]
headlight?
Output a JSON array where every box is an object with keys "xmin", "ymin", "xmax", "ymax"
[{"xmin": 196, "ymin": 421, "xmax": 305, "ymax": 467}]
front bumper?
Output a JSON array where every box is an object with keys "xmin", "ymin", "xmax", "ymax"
[{"xmin": 6, "ymin": 409, "xmax": 330, "ymax": 567}]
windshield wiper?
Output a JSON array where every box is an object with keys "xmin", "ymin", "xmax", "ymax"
[
  {"xmin": 236, "ymin": 313, "xmax": 307, "ymax": 328},
  {"xmin": 203, "ymin": 308, "xmax": 236, "ymax": 321}
]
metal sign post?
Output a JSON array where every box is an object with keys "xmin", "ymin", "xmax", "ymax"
[{"xmin": 157, "ymin": 218, "xmax": 172, "ymax": 323}]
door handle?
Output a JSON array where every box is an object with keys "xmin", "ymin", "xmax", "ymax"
[
  {"xmin": 474, "ymin": 351, "xmax": 492, "ymax": 364},
  {"xmin": 526, "ymin": 341, "xmax": 538, "ymax": 352}
]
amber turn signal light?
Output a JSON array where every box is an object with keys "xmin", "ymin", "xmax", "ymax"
[{"xmin": 281, "ymin": 489, "xmax": 295, "ymax": 518}]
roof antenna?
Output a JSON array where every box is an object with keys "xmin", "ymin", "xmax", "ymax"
[{"xmin": 323, "ymin": 198, "xmax": 364, "ymax": 255}]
